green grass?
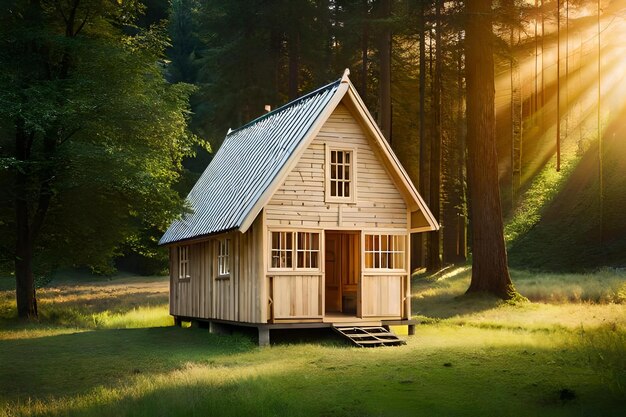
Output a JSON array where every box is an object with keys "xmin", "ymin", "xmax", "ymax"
[{"xmin": 1, "ymin": 271, "xmax": 625, "ymax": 416}]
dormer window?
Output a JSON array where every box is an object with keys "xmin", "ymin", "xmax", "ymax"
[{"xmin": 325, "ymin": 146, "xmax": 356, "ymax": 203}]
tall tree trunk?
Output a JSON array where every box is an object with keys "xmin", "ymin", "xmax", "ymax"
[
  {"xmin": 598, "ymin": 0, "xmax": 604, "ymax": 243},
  {"xmin": 443, "ymin": 33, "xmax": 467, "ymax": 264},
  {"xmin": 465, "ymin": 0, "xmax": 515, "ymax": 299},
  {"xmin": 556, "ymin": 0, "xmax": 561, "ymax": 172},
  {"xmin": 377, "ymin": 0, "xmax": 392, "ymax": 142},
  {"xmin": 361, "ymin": 0, "xmax": 369, "ymax": 100},
  {"xmin": 288, "ymin": 30, "xmax": 299, "ymax": 100},
  {"xmin": 427, "ymin": 0, "xmax": 442, "ymax": 271},
  {"xmin": 14, "ymin": 117, "xmax": 38, "ymax": 319},
  {"xmin": 415, "ymin": 0, "xmax": 429, "ymax": 268}
]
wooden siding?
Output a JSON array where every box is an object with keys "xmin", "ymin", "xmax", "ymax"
[
  {"xmin": 170, "ymin": 241, "xmax": 212, "ymax": 319},
  {"xmin": 265, "ymin": 103, "xmax": 408, "ymax": 229},
  {"xmin": 272, "ymin": 275, "xmax": 322, "ymax": 319},
  {"xmin": 169, "ymin": 215, "xmax": 265, "ymax": 323},
  {"xmin": 361, "ymin": 274, "xmax": 403, "ymax": 317},
  {"xmin": 237, "ymin": 214, "xmax": 264, "ymax": 323}
]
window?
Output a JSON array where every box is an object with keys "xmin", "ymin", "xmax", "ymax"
[
  {"xmin": 296, "ymin": 232, "xmax": 320, "ymax": 269},
  {"xmin": 364, "ymin": 234, "xmax": 405, "ymax": 270},
  {"xmin": 326, "ymin": 146, "xmax": 356, "ymax": 203},
  {"xmin": 271, "ymin": 231, "xmax": 320, "ymax": 270},
  {"xmin": 271, "ymin": 232, "xmax": 292, "ymax": 268},
  {"xmin": 217, "ymin": 238, "xmax": 230, "ymax": 277},
  {"xmin": 178, "ymin": 245, "xmax": 190, "ymax": 279}
]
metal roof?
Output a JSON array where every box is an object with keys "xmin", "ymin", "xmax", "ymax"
[{"xmin": 159, "ymin": 79, "xmax": 342, "ymax": 245}]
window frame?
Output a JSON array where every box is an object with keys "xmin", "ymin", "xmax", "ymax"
[
  {"xmin": 216, "ymin": 237, "xmax": 231, "ymax": 278},
  {"xmin": 178, "ymin": 245, "xmax": 190, "ymax": 280},
  {"xmin": 269, "ymin": 230, "xmax": 321, "ymax": 272},
  {"xmin": 325, "ymin": 145, "xmax": 357, "ymax": 204},
  {"xmin": 363, "ymin": 233, "xmax": 407, "ymax": 272}
]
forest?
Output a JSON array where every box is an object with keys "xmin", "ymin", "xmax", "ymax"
[
  {"xmin": 2, "ymin": 0, "xmax": 625, "ymax": 296},
  {"xmin": 0, "ymin": 1, "xmax": 625, "ymax": 416}
]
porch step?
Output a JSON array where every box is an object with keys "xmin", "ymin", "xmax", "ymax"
[{"xmin": 332, "ymin": 326, "xmax": 406, "ymax": 347}]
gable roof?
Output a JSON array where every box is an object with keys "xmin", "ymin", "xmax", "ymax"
[{"xmin": 160, "ymin": 70, "xmax": 438, "ymax": 246}]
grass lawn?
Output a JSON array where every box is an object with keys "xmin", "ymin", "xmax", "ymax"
[{"xmin": 0, "ymin": 269, "xmax": 625, "ymax": 417}]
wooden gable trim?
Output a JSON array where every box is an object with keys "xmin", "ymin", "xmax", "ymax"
[
  {"xmin": 238, "ymin": 81, "xmax": 350, "ymax": 233},
  {"xmin": 342, "ymin": 83, "xmax": 439, "ymax": 231},
  {"xmin": 238, "ymin": 73, "xmax": 438, "ymax": 234}
]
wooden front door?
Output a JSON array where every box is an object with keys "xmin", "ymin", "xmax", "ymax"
[{"xmin": 324, "ymin": 231, "xmax": 360, "ymax": 314}]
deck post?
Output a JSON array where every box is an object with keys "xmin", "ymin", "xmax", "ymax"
[
  {"xmin": 258, "ymin": 326, "xmax": 270, "ymax": 346},
  {"xmin": 408, "ymin": 324, "xmax": 416, "ymax": 335},
  {"xmin": 209, "ymin": 321, "xmax": 227, "ymax": 334},
  {"xmin": 173, "ymin": 316, "xmax": 182, "ymax": 327}
]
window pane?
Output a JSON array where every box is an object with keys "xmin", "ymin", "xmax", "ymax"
[
  {"xmin": 345, "ymin": 152, "xmax": 350, "ymax": 163},
  {"xmin": 312, "ymin": 233, "xmax": 319, "ymax": 250},
  {"xmin": 337, "ymin": 151, "xmax": 343, "ymax": 163},
  {"xmin": 344, "ymin": 181, "xmax": 350, "ymax": 197},
  {"xmin": 331, "ymin": 181, "xmax": 336, "ymax": 196},
  {"xmin": 331, "ymin": 151, "xmax": 336, "ymax": 163}
]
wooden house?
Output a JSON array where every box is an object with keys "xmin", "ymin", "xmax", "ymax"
[{"xmin": 159, "ymin": 70, "xmax": 438, "ymax": 345}]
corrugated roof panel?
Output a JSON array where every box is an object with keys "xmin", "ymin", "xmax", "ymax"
[{"xmin": 159, "ymin": 79, "xmax": 341, "ymax": 245}]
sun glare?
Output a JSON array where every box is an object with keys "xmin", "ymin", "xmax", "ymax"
[{"xmin": 495, "ymin": 0, "xmax": 626, "ymax": 186}]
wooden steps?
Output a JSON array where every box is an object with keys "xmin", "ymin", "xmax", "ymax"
[{"xmin": 332, "ymin": 326, "xmax": 406, "ymax": 347}]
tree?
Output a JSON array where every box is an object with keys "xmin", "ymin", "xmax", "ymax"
[
  {"xmin": 0, "ymin": 0, "xmax": 199, "ymax": 318},
  {"xmin": 465, "ymin": 0, "xmax": 516, "ymax": 299},
  {"xmin": 427, "ymin": 0, "xmax": 442, "ymax": 271}
]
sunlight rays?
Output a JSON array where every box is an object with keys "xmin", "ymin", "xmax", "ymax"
[{"xmin": 495, "ymin": 0, "xmax": 626, "ymax": 188}]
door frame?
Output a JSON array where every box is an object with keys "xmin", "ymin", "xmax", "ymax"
[{"xmin": 323, "ymin": 230, "xmax": 361, "ymax": 317}]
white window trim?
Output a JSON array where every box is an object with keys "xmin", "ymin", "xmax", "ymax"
[
  {"xmin": 268, "ymin": 229, "xmax": 322, "ymax": 272},
  {"xmin": 178, "ymin": 245, "xmax": 190, "ymax": 280},
  {"xmin": 325, "ymin": 144, "xmax": 357, "ymax": 204},
  {"xmin": 363, "ymin": 233, "xmax": 407, "ymax": 272},
  {"xmin": 217, "ymin": 238, "xmax": 230, "ymax": 278}
]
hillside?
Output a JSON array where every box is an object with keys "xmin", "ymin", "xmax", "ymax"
[{"xmin": 508, "ymin": 122, "xmax": 626, "ymax": 272}]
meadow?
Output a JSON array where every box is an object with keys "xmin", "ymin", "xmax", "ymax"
[{"xmin": 0, "ymin": 268, "xmax": 624, "ymax": 417}]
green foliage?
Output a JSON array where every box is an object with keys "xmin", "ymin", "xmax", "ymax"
[
  {"xmin": 505, "ymin": 154, "xmax": 580, "ymax": 244},
  {"xmin": 0, "ymin": 0, "xmax": 204, "ymax": 276}
]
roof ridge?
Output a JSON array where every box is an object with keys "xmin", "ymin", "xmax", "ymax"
[{"xmin": 226, "ymin": 78, "xmax": 342, "ymax": 136}]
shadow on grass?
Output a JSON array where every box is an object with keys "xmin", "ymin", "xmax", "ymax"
[
  {"xmin": 0, "ymin": 326, "xmax": 255, "ymax": 401},
  {"xmin": 412, "ymin": 291, "xmax": 505, "ymax": 321},
  {"xmin": 411, "ymin": 267, "xmax": 506, "ymax": 320},
  {"xmin": 9, "ymin": 334, "xmax": 625, "ymax": 417}
]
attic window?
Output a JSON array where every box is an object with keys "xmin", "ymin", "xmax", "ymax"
[
  {"xmin": 325, "ymin": 146, "xmax": 356, "ymax": 203},
  {"xmin": 178, "ymin": 245, "xmax": 190, "ymax": 279}
]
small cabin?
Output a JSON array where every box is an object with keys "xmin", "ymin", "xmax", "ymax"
[{"xmin": 159, "ymin": 70, "xmax": 438, "ymax": 345}]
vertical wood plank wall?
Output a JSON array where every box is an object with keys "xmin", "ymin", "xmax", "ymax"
[
  {"xmin": 170, "ymin": 242, "xmax": 212, "ymax": 319},
  {"xmin": 169, "ymin": 214, "xmax": 264, "ymax": 323},
  {"xmin": 361, "ymin": 274, "xmax": 404, "ymax": 317},
  {"xmin": 272, "ymin": 275, "xmax": 322, "ymax": 319}
]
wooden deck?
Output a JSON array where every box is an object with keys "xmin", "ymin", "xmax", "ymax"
[{"xmin": 322, "ymin": 312, "xmax": 382, "ymax": 326}]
